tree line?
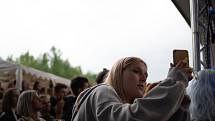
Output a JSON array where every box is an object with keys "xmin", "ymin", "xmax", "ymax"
[{"xmin": 7, "ymin": 47, "xmax": 96, "ymax": 84}]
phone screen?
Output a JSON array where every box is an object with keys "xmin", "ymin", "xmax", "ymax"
[{"xmin": 173, "ymin": 49, "xmax": 189, "ymax": 67}]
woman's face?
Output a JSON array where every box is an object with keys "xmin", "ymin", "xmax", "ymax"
[
  {"xmin": 40, "ymin": 97, "xmax": 51, "ymax": 112},
  {"xmin": 122, "ymin": 62, "xmax": 148, "ymax": 102},
  {"xmin": 31, "ymin": 95, "xmax": 42, "ymax": 111}
]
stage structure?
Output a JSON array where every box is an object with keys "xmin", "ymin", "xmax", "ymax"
[{"xmin": 172, "ymin": 0, "xmax": 215, "ymax": 71}]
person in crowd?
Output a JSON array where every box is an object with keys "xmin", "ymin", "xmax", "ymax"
[
  {"xmin": 33, "ymin": 81, "xmax": 40, "ymax": 91},
  {"xmin": 40, "ymin": 95, "xmax": 55, "ymax": 121},
  {"xmin": 71, "ymin": 56, "xmax": 192, "ymax": 121},
  {"xmin": 0, "ymin": 88, "xmax": 21, "ymax": 121},
  {"xmin": 21, "ymin": 80, "xmax": 31, "ymax": 92},
  {"xmin": 47, "ymin": 80, "xmax": 54, "ymax": 97},
  {"xmin": 187, "ymin": 69, "xmax": 215, "ymax": 121},
  {"xmin": 39, "ymin": 87, "xmax": 46, "ymax": 95},
  {"xmin": 0, "ymin": 82, "xmax": 4, "ymax": 100},
  {"xmin": 70, "ymin": 76, "xmax": 90, "ymax": 97},
  {"xmin": 33, "ymin": 81, "xmax": 43, "ymax": 94},
  {"xmin": 50, "ymin": 83, "xmax": 67, "ymax": 119},
  {"xmin": 62, "ymin": 76, "xmax": 90, "ymax": 121},
  {"xmin": 7, "ymin": 80, "xmax": 16, "ymax": 89},
  {"xmin": 95, "ymin": 68, "xmax": 109, "ymax": 84},
  {"xmin": 17, "ymin": 90, "xmax": 45, "ymax": 121},
  {"xmin": 0, "ymin": 82, "xmax": 4, "ymax": 92}
]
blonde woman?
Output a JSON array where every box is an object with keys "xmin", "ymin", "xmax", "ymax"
[
  {"xmin": 17, "ymin": 90, "xmax": 45, "ymax": 121},
  {"xmin": 72, "ymin": 57, "xmax": 192, "ymax": 121}
]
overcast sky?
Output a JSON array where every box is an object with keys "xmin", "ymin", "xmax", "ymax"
[{"xmin": 0, "ymin": 0, "xmax": 192, "ymax": 82}]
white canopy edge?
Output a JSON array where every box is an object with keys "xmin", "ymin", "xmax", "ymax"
[
  {"xmin": 21, "ymin": 65, "xmax": 70, "ymax": 86},
  {"xmin": 0, "ymin": 58, "xmax": 70, "ymax": 87}
]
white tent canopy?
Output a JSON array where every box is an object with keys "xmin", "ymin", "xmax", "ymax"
[{"xmin": 0, "ymin": 58, "xmax": 70, "ymax": 89}]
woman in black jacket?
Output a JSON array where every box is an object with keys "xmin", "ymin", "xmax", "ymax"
[{"xmin": 0, "ymin": 88, "xmax": 21, "ymax": 121}]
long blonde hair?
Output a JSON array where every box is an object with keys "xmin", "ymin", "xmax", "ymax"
[
  {"xmin": 17, "ymin": 90, "xmax": 38, "ymax": 117},
  {"xmin": 105, "ymin": 57, "xmax": 146, "ymax": 103}
]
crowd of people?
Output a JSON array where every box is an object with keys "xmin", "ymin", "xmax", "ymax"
[
  {"xmin": 0, "ymin": 75, "xmax": 91, "ymax": 121},
  {"xmin": 0, "ymin": 56, "xmax": 214, "ymax": 121}
]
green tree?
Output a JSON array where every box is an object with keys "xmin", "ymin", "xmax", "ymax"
[
  {"xmin": 9, "ymin": 46, "xmax": 96, "ymax": 83},
  {"xmin": 17, "ymin": 51, "xmax": 39, "ymax": 68},
  {"xmin": 50, "ymin": 47, "xmax": 65, "ymax": 77},
  {"xmin": 37, "ymin": 53, "xmax": 50, "ymax": 72}
]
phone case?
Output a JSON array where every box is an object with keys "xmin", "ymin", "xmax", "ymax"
[{"xmin": 173, "ymin": 49, "xmax": 189, "ymax": 67}]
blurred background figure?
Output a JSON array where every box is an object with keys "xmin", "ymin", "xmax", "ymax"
[
  {"xmin": 21, "ymin": 80, "xmax": 31, "ymax": 92},
  {"xmin": 40, "ymin": 95, "xmax": 55, "ymax": 121},
  {"xmin": 187, "ymin": 69, "xmax": 215, "ymax": 121},
  {"xmin": 33, "ymin": 81, "xmax": 43, "ymax": 95},
  {"xmin": 50, "ymin": 83, "xmax": 67, "ymax": 119},
  {"xmin": 0, "ymin": 82, "xmax": 4, "ymax": 100},
  {"xmin": 0, "ymin": 82, "xmax": 4, "ymax": 92},
  {"xmin": 39, "ymin": 87, "xmax": 46, "ymax": 95},
  {"xmin": 17, "ymin": 90, "xmax": 45, "ymax": 121},
  {"xmin": 33, "ymin": 81, "xmax": 41, "ymax": 91},
  {"xmin": 47, "ymin": 80, "xmax": 54, "ymax": 97},
  {"xmin": 62, "ymin": 76, "xmax": 90, "ymax": 121},
  {"xmin": 7, "ymin": 80, "xmax": 16, "ymax": 89},
  {"xmin": 70, "ymin": 76, "xmax": 90, "ymax": 97},
  {"xmin": 0, "ymin": 88, "xmax": 20, "ymax": 121},
  {"xmin": 95, "ymin": 68, "xmax": 109, "ymax": 84}
]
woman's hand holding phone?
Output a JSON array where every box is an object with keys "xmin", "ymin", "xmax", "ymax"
[{"xmin": 171, "ymin": 60, "xmax": 193, "ymax": 82}]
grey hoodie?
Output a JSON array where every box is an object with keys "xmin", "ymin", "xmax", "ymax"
[{"xmin": 72, "ymin": 67, "xmax": 190, "ymax": 121}]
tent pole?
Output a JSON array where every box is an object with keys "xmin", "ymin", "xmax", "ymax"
[
  {"xmin": 15, "ymin": 65, "xmax": 22, "ymax": 90},
  {"xmin": 190, "ymin": 0, "xmax": 201, "ymax": 72}
]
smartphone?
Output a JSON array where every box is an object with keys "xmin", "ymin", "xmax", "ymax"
[{"xmin": 173, "ymin": 49, "xmax": 189, "ymax": 67}]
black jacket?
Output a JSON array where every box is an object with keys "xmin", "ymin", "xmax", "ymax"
[{"xmin": 0, "ymin": 110, "xmax": 21, "ymax": 121}]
